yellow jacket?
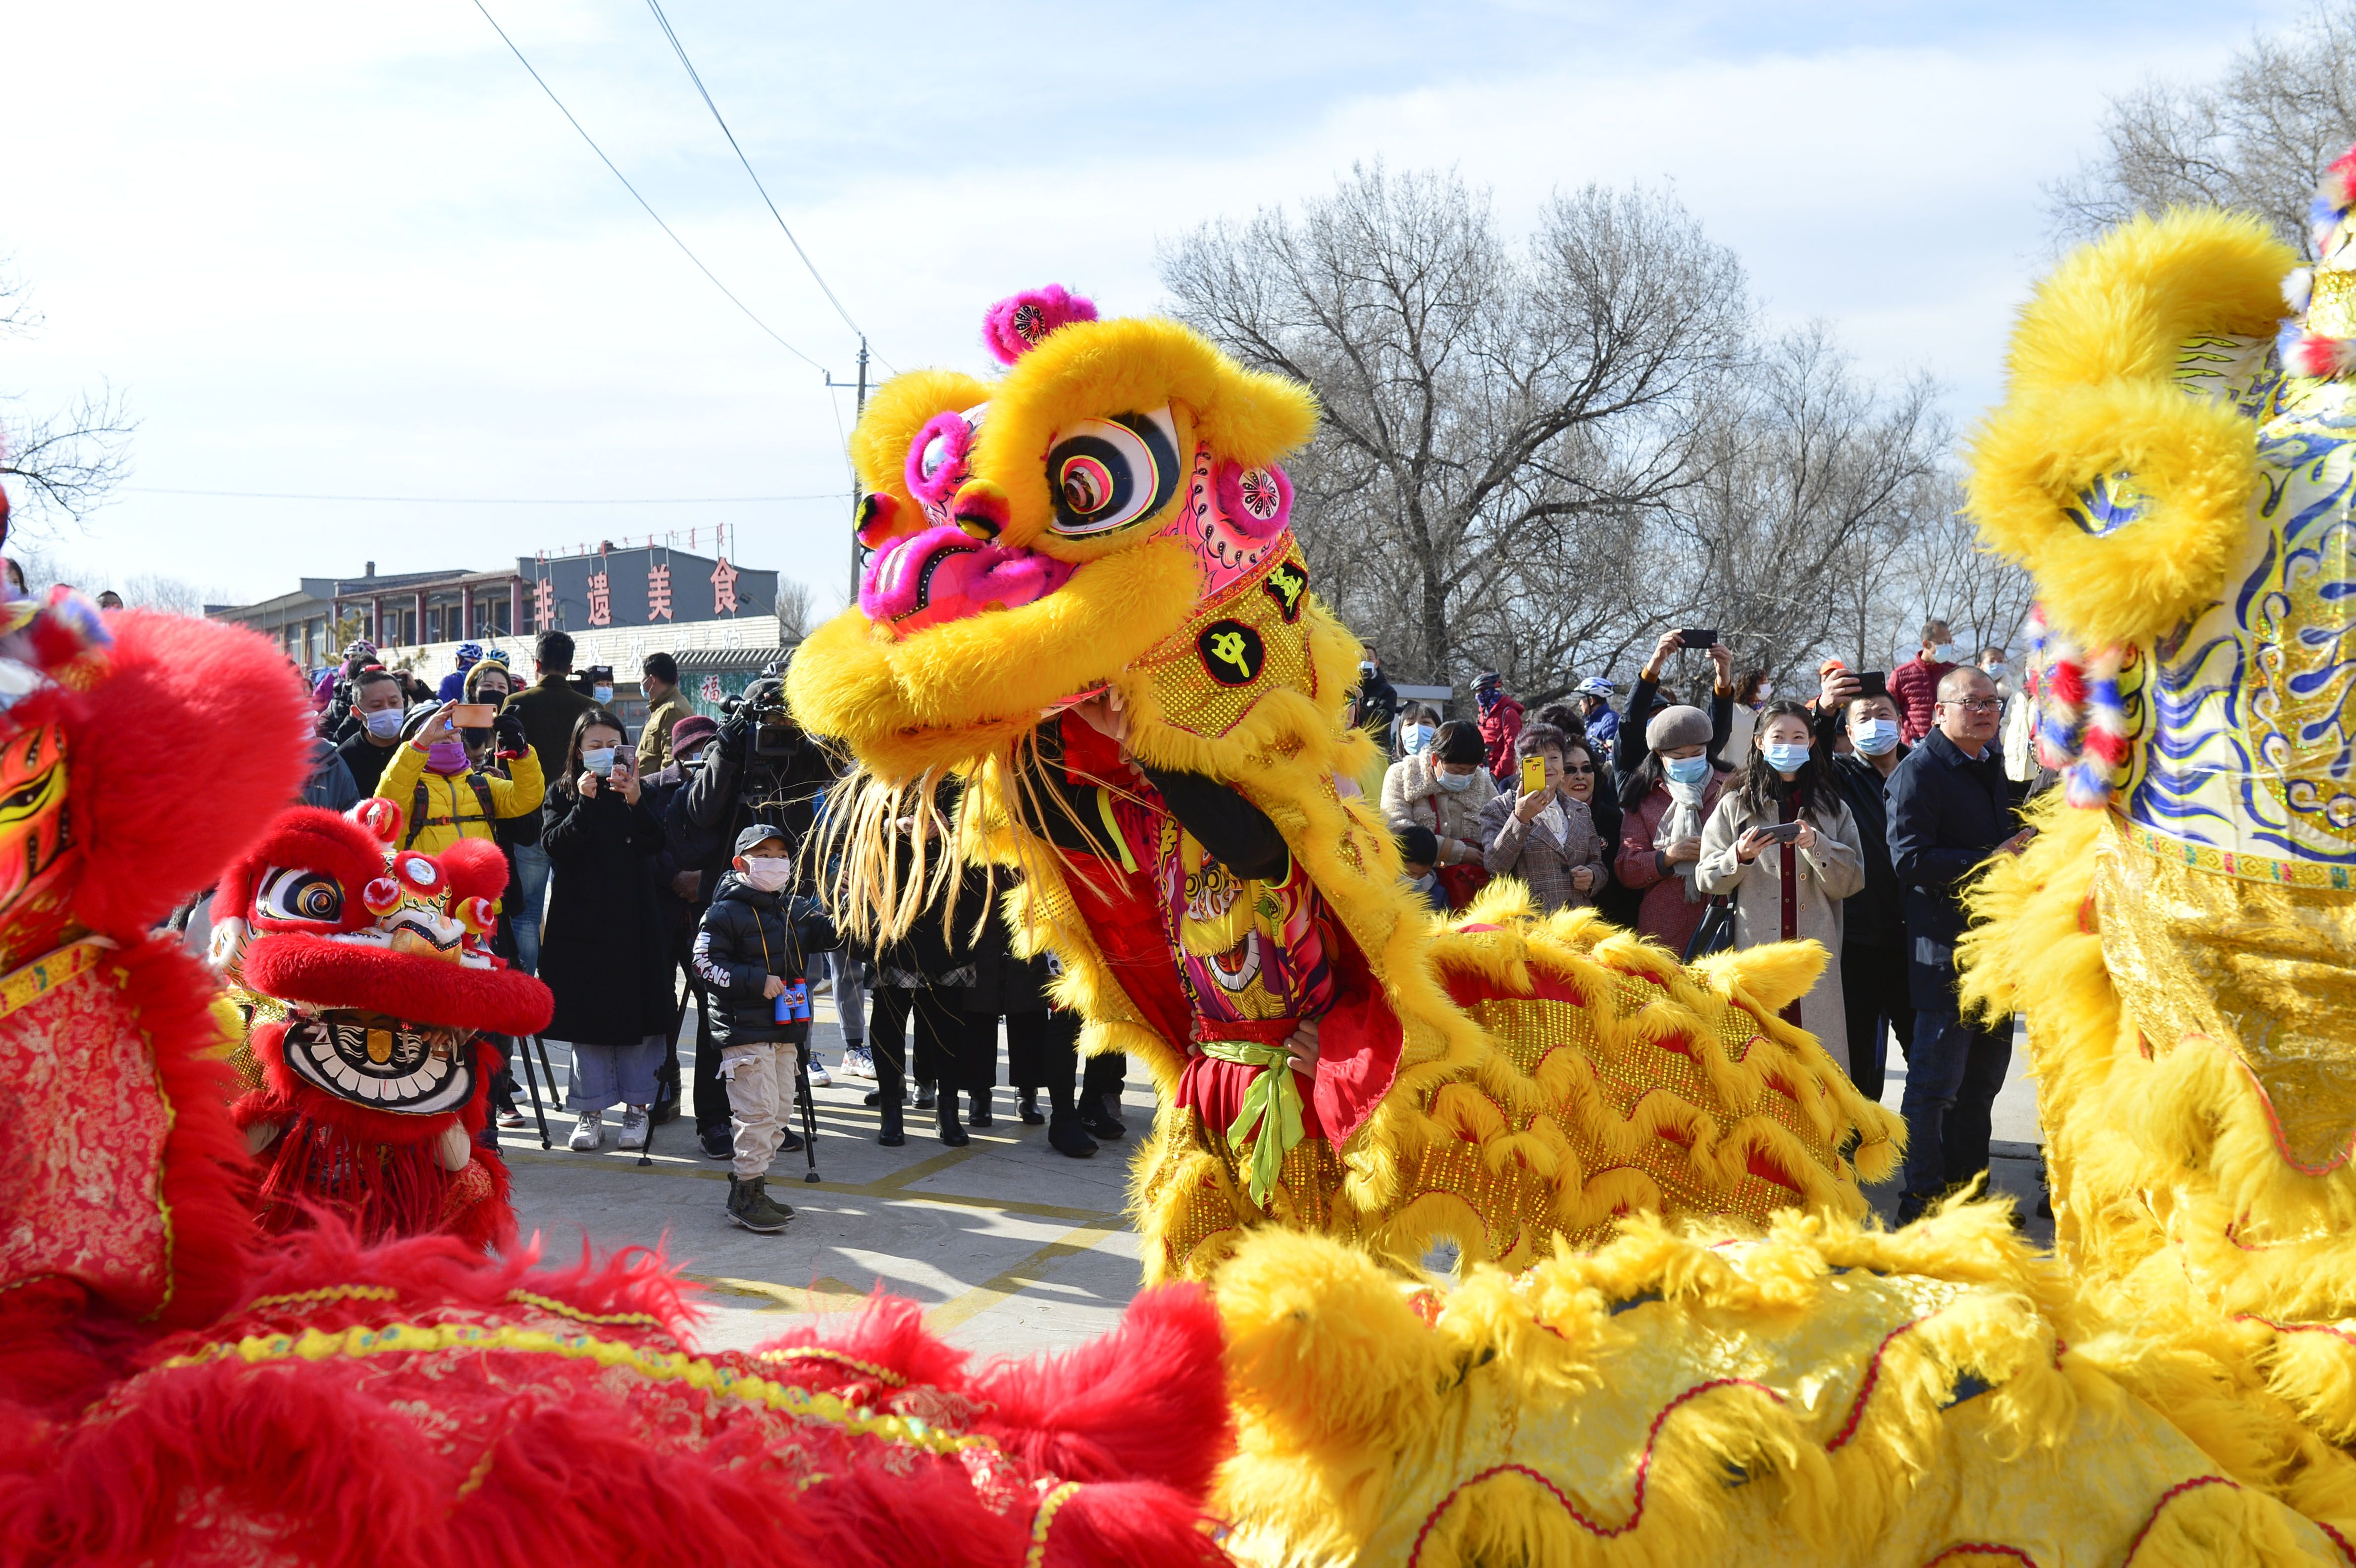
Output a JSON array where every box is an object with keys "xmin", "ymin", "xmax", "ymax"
[{"xmin": 372, "ymin": 739, "xmax": 546, "ymax": 857}]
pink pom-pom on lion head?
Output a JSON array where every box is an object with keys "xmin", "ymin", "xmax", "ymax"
[{"xmin": 983, "ymin": 285, "xmax": 1098, "ymax": 365}]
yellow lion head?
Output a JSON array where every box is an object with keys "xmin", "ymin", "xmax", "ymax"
[{"xmin": 786, "ymin": 287, "xmax": 1341, "ymax": 784}]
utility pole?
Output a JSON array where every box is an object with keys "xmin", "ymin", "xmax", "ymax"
[{"xmin": 825, "ymin": 336, "xmax": 871, "ymax": 607}]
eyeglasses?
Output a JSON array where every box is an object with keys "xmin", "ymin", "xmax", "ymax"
[{"xmin": 1943, "ymin": 697, "xmax": 2002, "ymax": 713}]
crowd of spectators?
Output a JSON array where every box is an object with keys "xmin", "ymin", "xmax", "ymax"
[{"xmin": 1361, "ymin": 623, "xmax": 2041, "ymax": 1224}]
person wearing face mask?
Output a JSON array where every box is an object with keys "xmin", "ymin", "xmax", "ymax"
[
  {"xmin": 692, "ymin": 825, "xmax": 841, "ymax": 1232},
  {"xmin": 1979, "ymin": 645, "xmax": 2034, "ymax": 788},
  {"xmin": 1721, "ymin": 668, "xmax": 1773, "ymax": 764},
  {"xmin": 335, "ymin": 668, "xmax": 410, "ymax": 796},
  {"xmin": 1380, "ymin": 719, "xmax": 1497, "ymax": 908},
  {"xmin": 1392, "ymin": 702, "xmax": 1441, "ymax": 761},
  {"xmin": 369, "ymin": 695, "xmax": 543, "ymax": 858},
  {"xmin": 1614, "ymin": 705, "xmax": 1730, "ymax": 955},
  {"xmin": 1477, "ymin": 723, "xmax": 1607, "ymax": 915},
  {"xmin": 1395, "ymin": 824, "xmax": 1449, "ymax": 914},
  {"xmin": 540, "ymin": 709, "xmax": 673, "ymax": 1155},
  {"xmin": 1888, "ymin": 619, "xmax": 1960, "ymax": 746},
  {"xmin": 1345, "ymin": 649, "xmax": 1400, "ymax": 749},
  {"xmin": 1695, "ymin": 701, "xmax": 1866, "ymax": 1071},
  {"xmin": 506, "ymin": 631, "xmax": 597, "ymax": 975},
  {"xmin": 1813, "ymin": 666, "xmax": 1913, "ymax": 1104}
]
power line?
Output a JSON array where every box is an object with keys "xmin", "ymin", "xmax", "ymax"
[
  {"xmin": 124, "ymin": 486, "xmax": 846, "ymax": 504},
  {"xmin": 470, "ymin": 0, "xmax": 829, "ymax": 375},
  {"xmin": 641, "ymin": 0, "xmax": 890, "ymax": 371}
]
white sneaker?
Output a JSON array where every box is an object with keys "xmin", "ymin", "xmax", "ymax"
[
  {"xmin": 567, "ymin": 1110, "xmax": 602, "ymax": 1152},
  {"xmin": 617, "ymin": 1108, "xmax": 649, "ymax": 1151},
  {"xmin": 842, "ymin": 1046, "xmax": 874, "ymax": 1080},
  {"xmin": 807, "ymin": 1060, "xmax": 833, "ymax": 1088}
]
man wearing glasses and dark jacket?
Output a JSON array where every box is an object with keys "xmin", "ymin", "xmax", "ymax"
[{"xmin": 1885, "ymin": 665, "xmax": 2034, "ymax": 1224}]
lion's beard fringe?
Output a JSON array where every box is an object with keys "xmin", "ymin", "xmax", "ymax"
[{"xmin": 805, "ymin": 727, "xmax": 1138, "ymax": 954}]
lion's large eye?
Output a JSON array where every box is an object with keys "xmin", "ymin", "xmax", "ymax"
[
  {"xmin": 257, "ymin": 867, "xmax": 344, "ymax": 925},
  {"xmin": 1047, "ymin": 408, "xmax": 1180, "ymax": 537}
]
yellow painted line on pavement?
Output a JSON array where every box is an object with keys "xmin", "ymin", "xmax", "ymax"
[
  {"xmin": 925, "ymin": 1222, "xmax": 1124, "ymax": 1333},
  {"xmin": 501, "ymin": 1146, "xmax": 1119, "ymax": 1225},
  {"xmin": 685, "ymin": 1273, "xmax": 870, "ymax": 1314}
]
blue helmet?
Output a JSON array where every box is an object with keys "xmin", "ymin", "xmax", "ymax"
[{"xmin": 455, "ymin": 641, "xmax": 484, "ymax": 669}]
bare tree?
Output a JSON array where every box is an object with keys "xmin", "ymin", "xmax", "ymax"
[
  {"xmin": 2049, "ymin": 2, "xmax": 2356, "ymax": 253},
  {"xmin": 1162, "ymin": 164, "xmax": 1748, "ymax": 708},
  {"xmin": 0, "ymin": 264, "xmax": 135, "ymax": 531},
  {"xmin": 1666, "ymin": 324, "xmax": 1953, "ymax": 687},
  {"xmin": 775, "ymin": 577, "xmax": 812, "ymax": 642}
]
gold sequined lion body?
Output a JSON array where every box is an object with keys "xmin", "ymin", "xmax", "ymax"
[{"xmin": 786, "ymin": 286, "xmax": 1900, "ymax": 1284}]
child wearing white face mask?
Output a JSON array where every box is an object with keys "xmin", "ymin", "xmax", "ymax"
[{"xmin": 691, "ymin": 825, "xmax": 840, "ymax": 1233}]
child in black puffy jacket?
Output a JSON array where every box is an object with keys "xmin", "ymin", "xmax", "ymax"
[{"xmin": 691, "ymin": 825, "xmax": 837, "ymax": 1233}]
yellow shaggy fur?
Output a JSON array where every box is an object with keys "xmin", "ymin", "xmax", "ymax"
[{"xmin": 1963, "ymin": 208, "xmax": 2291, "ymax": 645}]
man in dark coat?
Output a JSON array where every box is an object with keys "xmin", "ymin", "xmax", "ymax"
[
  {"xmin": 1814, "ymin": 668, "xmax": 1911, "ymax": 1105},
  {"xmin": 676, "ymin": 677, "xmax": 833, "ymax": 901},
  {"xmin": 642, "ymin": 715, "xmax": 723, "ymax": 1151},
  {"xmin": 1886, "ymin": 665, "xmax": 2032, "ymax": 1223},
  {"xmin": 1346, "ymin": 652, "xmax": 1401, "ymax": 749}
]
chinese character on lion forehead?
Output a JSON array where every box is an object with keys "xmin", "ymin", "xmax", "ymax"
[
  {"xmin": 787, "ymin": 286, "xmax": 1901, "ymax": 1282},
  {"xmin": 1964, "ymin": 141, "xmax": 2356, "ymax": 1464}
]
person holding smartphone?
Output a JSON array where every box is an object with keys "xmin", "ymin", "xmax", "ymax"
[
  {"xmin": 540, "ymin": 709, "xmax": 673, "ymax": 1154},
  {"xmin": 1695, "ymin": 700, "xmax": 1867, "ymax": 1073},
  {"xmin": 1475, "ymin": 723, "xmax": 1607, "ymax": 914}
]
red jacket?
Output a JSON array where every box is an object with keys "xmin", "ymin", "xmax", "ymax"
[
  {"xmin": 1887, "ymin": 657, "xmax": 1954, "ymax": 744},
  {"xmin": 1477, "ymin": 695, "xmax": 1525, "ymax": 778}
]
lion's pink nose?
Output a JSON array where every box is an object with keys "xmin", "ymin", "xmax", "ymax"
[{"xmin": 860, "ymin": 525, "xmax": 1075, "ymax": 634}]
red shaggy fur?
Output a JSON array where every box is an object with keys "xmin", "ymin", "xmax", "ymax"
[
  {"xmin": 0, "ymin": 1224, "xmax": 1234, "ymax": 1568},
  {"xmin": 61, "ymin": 612, "xmax": 310, "ymax": 939},
  {"xmin": 242, "ymin": 932, "xmax": 552, "ymax": 1036}
]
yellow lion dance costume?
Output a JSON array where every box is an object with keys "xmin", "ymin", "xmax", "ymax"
[{"xmin": 788, "ymin": 284, "xmax": 1897, "ymax": 1285}]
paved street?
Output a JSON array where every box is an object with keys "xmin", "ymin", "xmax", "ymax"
[{"xmin": 502, "ymin": 989, "xmax": 2051, "ymax": 1360}]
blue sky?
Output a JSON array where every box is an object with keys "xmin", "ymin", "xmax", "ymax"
[{"xmin": 0, "ymin": 0, "xmax": 2305, "ymax": 609}]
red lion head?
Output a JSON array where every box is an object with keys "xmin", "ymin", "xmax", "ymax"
[{"xmin": 213, "ymin": 802, "xmax": 553, "ymax": 1249}]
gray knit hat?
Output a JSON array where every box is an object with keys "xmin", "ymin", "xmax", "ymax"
[{"xmin": 1645, "ymin": 704, "xmax": 1712, "ymax": 753}]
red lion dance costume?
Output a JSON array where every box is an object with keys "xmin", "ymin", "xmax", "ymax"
[
  {"xmin": 0, "ymin": 495, "xmax": 1232, "ymax": 1567},
  {"xmin": 211, "ymin": 797, "xmax": 549, "ymax": 1251}
]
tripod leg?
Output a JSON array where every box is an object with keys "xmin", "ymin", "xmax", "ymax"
[
  {"xmin": 516, "ymin": 1033, "xmax": 553, "ymax": 1150},
  {"xmin": 535, "ymin": 1035, "xmax": 562, "ymax": 1151},
  {"xmin": 796, "ymin": 1046, "xmax": 821, "ymax": 1183}
]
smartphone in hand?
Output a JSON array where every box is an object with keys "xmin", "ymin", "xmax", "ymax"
[
  {"xmin": 1758, "ymin": 819, "xmax": 1806, "ymax": 844},
  {"xmin": 1520, "ymin": 755, "xmax": 1547, "ymax": 793},
  {"xmin": 1679, "ymin": 628, "xmax": 1719, "ymax": 650}
]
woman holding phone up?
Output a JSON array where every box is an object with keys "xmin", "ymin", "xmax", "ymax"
[
  {"xmin": 1695, "ymin": 699, "xmax": 1866, "ymax": 1075},
  {"xmin": 541, "ymin": 709, "xmax": 675, "ymax": 1153}
]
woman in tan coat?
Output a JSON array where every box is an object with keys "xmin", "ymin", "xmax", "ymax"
[
  {"xmin": 1380, "ymin": 719, "xmax": 1496, "ymax": 870},
  {"xmin": 1476, "ymin": 722, "xmax": 1606, "ymax": 913},
  {"xmin": 1696, "ymin": 701, "xmax": 1866, "ymax": 1074}
]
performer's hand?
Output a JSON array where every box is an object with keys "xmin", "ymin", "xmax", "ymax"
[{"xmin": 1072, "ymin": 688, "xmax": 1130, "ymax": 749}]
